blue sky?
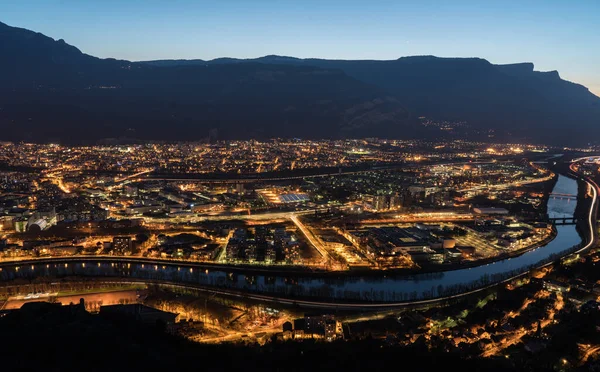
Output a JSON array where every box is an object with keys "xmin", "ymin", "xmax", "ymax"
[{"xmin": 1, "ymin": 0, "xmax": 598, "ymax": 95}]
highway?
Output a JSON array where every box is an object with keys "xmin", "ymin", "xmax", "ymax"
[
  {"xmin": 113, "ymin": 169, "xmax": 154, "ymax": 184},
  {"xmin": 360, "ymin": 213, "xmax": 474, "ymax": 224},
  {"xmin": 139, "ymin": 207, "xmax": 336, "ymax": 224},
  {"xmin": 457, "ymin": 173, "xmax": 555, "ymax": 193},
  {"xmin": 578, "ymin": 344, "xmax": 600, "ymax": 366},
  {"xmin": 455, "ymin": 160, "xmax": 555, "ymax": 193},
  {"xmin": 570, "ymin": 161, "xmax": 599, "ymax": 255}
]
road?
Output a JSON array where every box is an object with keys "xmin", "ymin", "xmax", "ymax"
[
  {"xmin": 579, "ymin": 344, "xmax": 600, "ymax": 366},
  {"xmin": 569, "ymin": 161, "xmax": 599, "ymax": 255},
  {"xmin": 481, "ymin": 292, "xmax": 562, "ymax": 357},
  {"xmin": 215, "ymin": 230, "xmax": 234, "ymax": 262},
  {"xmin": 289, "ymin": 214, "xmax": 330, "ymax": 261},
  {"xmin": 138, "ymin": 207, "xmax": 337, "ymax": 224},
  {"xmin": 113, "ymin": 169, "xmax": 154, "ymax": 184},
  {"xmin": 360, "ymin": 214, "xmax": 474, "ymax": 224},
  {"xmin": 457, "ymin": 162, "xmax": 555, "ymax": 193}
]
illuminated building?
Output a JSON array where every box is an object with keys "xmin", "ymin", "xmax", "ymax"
[{"xmin": 113, "ymin": 236, "xmax": 133, "ymax": 254}]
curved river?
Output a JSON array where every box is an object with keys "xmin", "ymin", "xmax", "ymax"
[{"xmin": 0, "ymin": 175, "xmax": 585, "ymax": 303}]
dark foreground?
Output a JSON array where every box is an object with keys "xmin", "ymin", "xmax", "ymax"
[{"xmin": 2, "ymin": 301, "xmax": 600, "ymax": 371}]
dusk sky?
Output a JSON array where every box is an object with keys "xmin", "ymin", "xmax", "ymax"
[{"xmin": 1, "ymin": 0, "xmax": 598, "ymax": 95}]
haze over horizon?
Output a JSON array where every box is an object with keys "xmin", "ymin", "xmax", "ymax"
[{"xmin": 1, "ymin": 0, "xmax": 598, "ymax": 96}]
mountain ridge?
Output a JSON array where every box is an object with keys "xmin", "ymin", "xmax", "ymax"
[
  {"xmin": 0, "ymin": 21, "xmax": 598, "ymax": 145},
  {"xmin": 142, "ymin": 54, "xmax": 600, "ymax": 145},
  {"xmin": 0, "ymin": 21, "xmax": 417, "ymax": 144},
  {"xmin": 144, "ymin": 55, "xmax": 596, "ymax": 98}
]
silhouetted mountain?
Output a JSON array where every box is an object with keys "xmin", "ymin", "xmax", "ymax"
[
  {"xmin": 1, "ymin": 20, "xmax": 598, "ymax": 145},
  {"xmin": 0, "ymin": 22, "xmax": 412, "ymax": 144},
  {"xmin": 147, "ymin": 55, "xmax": 600, "ymax": 145}
]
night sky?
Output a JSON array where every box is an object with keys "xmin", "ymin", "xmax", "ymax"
[{"xmin": 1, "ymin": 0, "xmax": 598, "ymax": 95}]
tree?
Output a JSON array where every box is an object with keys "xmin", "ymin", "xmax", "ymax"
[{"xmin": 136, "ymin": 233, "xmax": 150, "ymax": 244}]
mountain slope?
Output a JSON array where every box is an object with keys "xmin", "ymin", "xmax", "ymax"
[
  {"xmin": 145, "ymin": 55, "xmax": 600, "ymax": 145},
  {"xmin": 1, "ymin": 20, "xmax": 598, "ymax": 145},
  {"xmin": 0, "ymin": 22, "xmax": 411, "ymax": 143}
]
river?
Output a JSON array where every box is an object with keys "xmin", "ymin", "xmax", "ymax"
[{"xmin": 0, "ymin": 175, "xmax": 584, "ymax": 303}]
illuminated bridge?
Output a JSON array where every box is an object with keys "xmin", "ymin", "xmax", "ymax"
[
  {"xmin": 549, "ymin": 192, "xmax": 577, "ymax": 200},
  {"xmin": 548, "ymin": 217, "xmax": 578, "ymax": 225}
]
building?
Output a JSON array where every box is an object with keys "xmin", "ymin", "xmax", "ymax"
[
  {"xmin": 0, "ymin": 215, "xmax": 14, "ymax": 230},
  {"xmin": 324, "ymin": 318, "xmax": 343, "ymax": 340},
  {"xmin": 407, "ymin": 251, "xmax": 434, "ymax": 264},
  {"xmin": 542, "ymin": 279, "xmax": 570, "ymax": 293},
  {"xmin": 235, "ymin": 183, "xmax": 245, "ymax": 194},
  {"xmin": 304, "ymin": 314, "xmax": 343, "ymax": 340},
  {"xmin": 285, "ymin": 314, "xmax": 343, "ymax": 340},
  {"xmin": 408, "ymin": 185, "xmax": 439, "ymax": 198},
  {"xmin": 14, "ymin": 218, "xmax": 27, "ymax": 232},
  {"xmin": 442, "ymin": 238, "xmax": 456, "ymax": 249},
  {"xmin": 444, "ymin": 247, "xmax": 463, "ymax": 260},
  {"xmin": 265, "ymin": 243, "xmax": 276, "ymax": 263},
  {"xmin": 278, "ymin": 193, "xmax": 310, "ymax": 204},
  {"xmin": 113, "ymin": 236, "xmax": 133, "ymax": 254},
  {"xmin": 125, "ymin": 204, "xmax": 164, "ymax": 215},
  {"xmin": 27, "ymin": 218, "xmax": 48, "ymax": 232},
  {"xmin": 389, "ymin": 194, "xmax": 402, "ymax": 210},
  {"xmin": 473, "ymin": 207, "xmax": 510, "ymax": 215},
  {"xmin": 374, "ymin": 195, "xmax": 389, "ymax": 211},
  {"xmin": 457, "ymin": 246, "xmax": 476, "ymax": 257},
  {"xmin": 124, "ymin": 185, "xmax": 138, "ymax": 197},
  {"xmin": 532, "ymin": 222, "xmax": 551, "ymax": 234},
  {"xmin": 362, "ymin": 227, "xmax": 430, "ymax": 255}
]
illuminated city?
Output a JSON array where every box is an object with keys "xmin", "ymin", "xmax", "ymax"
[
  {"xmin": 1, "ymin": 137, "xmax": 600, "ymax": 365},
  {"xmin": 0, "ymin": 139, "xmax": 565, "ymax": 272},
  {"xmin": 1, "ymin": 2, "xmax": 600, "ymax": 370}
]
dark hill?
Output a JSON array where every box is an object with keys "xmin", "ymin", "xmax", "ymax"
[
  {"xmin": 0, "ymin": 301, "xmax": 511, "ymax": 371},
  {"xmin": 1, "ymin": 20, "xmax": 598, "ymax": 145},
  {"xmin": 0, "ymin": 21, "xmax": 411, "ymax": 143}
]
